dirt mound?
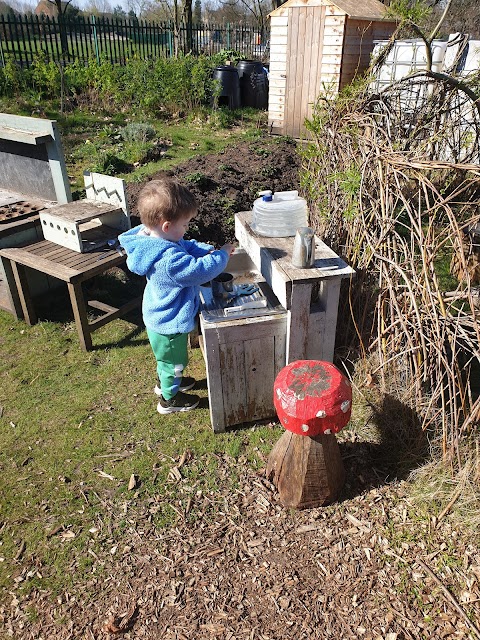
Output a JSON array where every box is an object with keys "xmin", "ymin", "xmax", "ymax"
[{"xmin": 126, "ymin": 135, "xmax": 302, "ymax": 246}]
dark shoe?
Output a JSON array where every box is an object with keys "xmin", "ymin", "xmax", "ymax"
[
  {"xmin": 154, "ymin": 376, "xmax": 196, "ymax": 396},
  {"xmin": 157, "ymin": 390, "xmax": 200, "ymax": 414}
]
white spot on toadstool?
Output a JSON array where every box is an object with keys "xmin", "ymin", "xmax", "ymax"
[
  {"xmin": 301, "ymin": 424, "xmax": 309, "ymax": 433},
  {"xmin": 341, "ymin": 400, "xmax": 350, "ymax": 413},
  {"xmin": 316, "ymin": 410, "xmax": 326, "ymax": 418}
]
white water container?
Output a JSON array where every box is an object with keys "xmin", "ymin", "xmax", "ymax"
[{"xmin": 251, "ymin": 189, "xmax": 308, "ymax": 237}]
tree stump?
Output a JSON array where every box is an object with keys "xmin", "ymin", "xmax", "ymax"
[
  {"xmin": 266, "ymin": 430, "xmax": 345, "ymax": 508},
  {"xmin": 268, "ymin": 360, "xmax": 352, "ymax": 509}
]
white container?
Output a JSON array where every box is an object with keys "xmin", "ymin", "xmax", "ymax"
[{"xmin": 251, "ymin": 190, "xmax": 308, "ymax": 237}]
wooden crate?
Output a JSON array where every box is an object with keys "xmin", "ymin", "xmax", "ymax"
[
  {"xmin": 199, "ymin": 247, "xmax": 288, "ymax": 432},
  {"xmin": 200, "ymin": 311, "xmax": 287, "ymax": 433}
]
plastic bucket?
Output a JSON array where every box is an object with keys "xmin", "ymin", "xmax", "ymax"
[
  {"xmin": 236, "ymin": 60, "xmax": 268, "ymax": 109},
  {"xmin": 212, "ymin": 66, "xmax": 240, "ymax": 110}
]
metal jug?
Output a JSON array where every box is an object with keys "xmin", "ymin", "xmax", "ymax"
[{"xmin": 292, "ymin": 227, "xmax": 315, "ymax": 268}]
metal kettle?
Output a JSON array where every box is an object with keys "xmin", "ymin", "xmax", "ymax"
[{"xmin": 292, "ymin": 227, "xmax": 315, "ymax": 268}]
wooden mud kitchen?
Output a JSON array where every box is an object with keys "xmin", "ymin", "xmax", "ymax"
[{"xmin": 200, "ymin": 209, "xmax": 354, "ymax": 433}]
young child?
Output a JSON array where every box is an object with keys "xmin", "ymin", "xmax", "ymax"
[{"xmin": 119, "ymin": 177, "xmax": 234, "ymax": 414}]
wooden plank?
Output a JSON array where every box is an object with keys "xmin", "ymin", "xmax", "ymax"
[
  {"xmin": 286, "ymin": 284, "xmax": 311, "ymax": 362},
  {"xmin": 306, "ymin": 305, "xmax": 327, "ymax": 360},
  {"xmin": 294, "ymin": 8, "xmax": 307, "ymax": 138},
  {"xmin": 40, "ymin": 200, "xmax": 122, "ymax": 223},
  {"xmin": 200, "ymin": 320, "xmax": 226, "ymax": 433},
  {"xmin": 0, "ymin": 246, "xmax": 76, "ymax": 281},
  {"xmin": 325, "ymin": 5, "xmax": 345, "ymax": 15},
  {"xmin": 270, "ymin": 16, "xmax": 288, "ymax": 26},
  {"xmin": 10, "ymin": 261, "xmax": 37, "ymax": 325},
  {"xmin": 89, "ymin": 297, "xmax": 139, "ymax": 336},
  {"xmin": 268, "ymin": 78, "xmax": 287, "ymax": 89},
  {"xmin": 321, "ymin": 63, "xmax": 344, "ymax": 73},
  {"xmin": 313, "ymin": 7, "xmax": 327, "ymax": 119},
  {"xmin": 270, "ymin": 97, "xmax": 286, "ymax": 109},
  {"xmin": 67, "ymin": 281, "xmax": 91, "ymax": 351},
  {"xmin": 210, "ymin": 314, "xmax": 287, "ymax": 346},
  {"xmin": 245, "ymin": 336, "xmax": 276, "ymax": 421},
  {"xmin": 324, "ymin": 26, "xmax": 345, "ymax": 36},
  {"xmin": 220, "ymin": 340, "xmax": 248, "ymax": 425},
  {"xmin": 322, "ymin": 51, "xmax": 343, "ymax": 61},
  {"xmin": 324, "ymin": 16, "xmax": 345, "ymax": 26},
  {"xmin": 269, "ymin": 53, "xmax": 288, "ymax": 64},
  {"xmin": 319, "ymin": 44, "xmax": 343, "ymax": 55},
  {"xmin": 271, "ymin": 26, "xmax": 288, "ymax": 36},
  {"xmin": 318, "ymin": 277, "xmax": 341, "ymax": 362},
  {"xmin": 236, "ymin": 212, "xmax": 355, "ymax": 287},
  {"xmin": 285, "ymin": 8, "xmax": 297, "ymax": 139},
  {"xmin": 0, "ymin": 257, "xmax": 23, "ymax": 318},
  {"xmin": 274, "ymin": 332, "xmax": 287, "ymax": 376}
]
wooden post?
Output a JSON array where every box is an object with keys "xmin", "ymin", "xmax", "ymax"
[{"xmin": 266, "ymin": 430, "xmax": 345, "ymax": 508}]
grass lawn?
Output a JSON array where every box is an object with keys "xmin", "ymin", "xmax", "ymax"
[
  {"xmin": 0, "ymin": 291, "xmax": 282, "ymax": 596},
  {"xmin": 0, "ymin": 102, "xmax": 278, "ymax": 596}
]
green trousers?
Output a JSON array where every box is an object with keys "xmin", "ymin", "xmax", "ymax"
[{"xmin": 147, "ymin": 329, "xmax": 189, "ymax": 400}]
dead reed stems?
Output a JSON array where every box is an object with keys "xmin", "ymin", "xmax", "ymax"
[{"xmin": 303, "ymin": 73, "xmax": 480, "ymax": 471}]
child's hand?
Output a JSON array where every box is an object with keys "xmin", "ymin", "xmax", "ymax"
[{"xmin": 220, "ymin": 243, "xmax": 235, "ymax": 256}]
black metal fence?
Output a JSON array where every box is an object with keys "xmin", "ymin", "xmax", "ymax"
[{"xmin": 0, "ymin": 15, "xmax": 270, "ymax": 67}]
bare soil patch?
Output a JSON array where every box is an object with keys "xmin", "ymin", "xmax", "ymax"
[{"xmin": 126, "ymin": 135, "xmax": 302, "ymax": 245}]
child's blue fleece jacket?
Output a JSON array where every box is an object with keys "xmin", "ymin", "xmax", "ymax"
[{"xmin": 119, "ymin": 225, "xmax": 229, "ymax": 335}]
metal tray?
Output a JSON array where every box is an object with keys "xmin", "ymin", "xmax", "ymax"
[{"xmin": 200, "ymin": 281, "xmax": 285, "ymax": 323}]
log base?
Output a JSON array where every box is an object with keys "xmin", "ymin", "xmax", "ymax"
[{"xmin": 266, "ymin": 431, "xmax": 345, "ymax": 509}]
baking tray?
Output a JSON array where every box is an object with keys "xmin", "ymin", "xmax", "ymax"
[{"xmin": 200, "ymin": 280, "xmax": 285, "ymax": 323}]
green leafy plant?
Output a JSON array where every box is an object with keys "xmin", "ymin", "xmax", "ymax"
[{"xmin": 185, "ymin": 172, "xmax": 209, "ymax": 188}]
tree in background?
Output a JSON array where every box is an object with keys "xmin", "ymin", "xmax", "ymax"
[
  {"xmin": 384, "ymin": 0, "xmax": 480, "ymax": 38},
  {"xmin": 112, "ymin": 3, "xmax": 126, "ymax": 17},
  {"xmin": 0, "ymin": 0, "xmax": 16, "ymax": 15},
  {"xmin": 193, "ymin": 0, "xmax": 200, "ymax": 22}
]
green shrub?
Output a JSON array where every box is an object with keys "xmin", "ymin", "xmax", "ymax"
[
  {"xmin": 30, "ymin": 52, "xmax": 61, "ymax": 99},
  {"xmin": 120, "ymin": 122, "xmax": 156, "ymax": 143},
  {"xmin": 0, "ymin": 55, "xmax": 25, "ymax": 96}
]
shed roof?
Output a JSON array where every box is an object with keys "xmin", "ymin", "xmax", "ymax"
[{"xmin": 269, "ymin": 0, "xmax": 395, "ymax": 21}]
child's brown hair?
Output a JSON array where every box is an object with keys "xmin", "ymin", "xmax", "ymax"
[{"xmin": 137, "ymin": 177, "xmax": 198, "ymax": 228}]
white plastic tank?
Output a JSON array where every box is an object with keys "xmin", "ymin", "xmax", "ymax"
[
  {"xmin": 251, "ymin": 190, "xmax": 308, "ymax": 237},
  {"xmin": 371, "ymin": 39, "xmax": 448, "ymax": 90}
]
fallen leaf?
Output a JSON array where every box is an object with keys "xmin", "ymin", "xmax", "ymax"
[{"xmin": 128, "ymin": 474, "xmax": 137, "ymax": 490}]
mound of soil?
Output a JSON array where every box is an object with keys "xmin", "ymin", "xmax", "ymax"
[{"xmin": 126, "ymin": 135, "xmax": 302, "ymax": 246}]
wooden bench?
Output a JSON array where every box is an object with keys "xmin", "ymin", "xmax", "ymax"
[{"xmin": 0, "ymin": 238, "xmax": 143, "ymax": 351}]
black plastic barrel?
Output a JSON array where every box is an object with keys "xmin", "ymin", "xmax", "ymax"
[
  {"xmin": 236, "ymin": 60, "xmax": 268, "ymax": 109},
  {"xmin": 212, "ymin": 66, "xmax": 241, "ymax": 110}
]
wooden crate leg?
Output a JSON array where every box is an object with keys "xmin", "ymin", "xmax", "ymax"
[
  {"xmin": 68, "ymin": 281, "xmax": 92, "ymax": 351},
  {"xmin": 11, "ymin": 261, "xmax": 37, "ymax": 325}
]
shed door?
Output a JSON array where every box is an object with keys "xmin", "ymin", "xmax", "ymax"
[{"xmin": 285, "ymin": 6, "xmax": 326, "ymax": 139}]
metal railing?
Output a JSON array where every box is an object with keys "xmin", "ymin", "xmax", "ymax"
[{"xmin": 0, "ymin": 15, "xmax": 270, "ymax": 67}]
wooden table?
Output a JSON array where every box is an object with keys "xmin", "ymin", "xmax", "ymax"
[
  {"xmin": 0, "ymin": 238, "xmax": 143, "ymax": 351},
  {"xmin": 235, "ymin": 212, "xmax": 355, "ymax": 363}
]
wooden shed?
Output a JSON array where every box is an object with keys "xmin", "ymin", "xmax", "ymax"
[{"xmin": 268, "ymin": 0, "xmax": 397, "ymax": 138}]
